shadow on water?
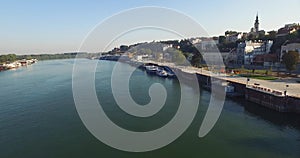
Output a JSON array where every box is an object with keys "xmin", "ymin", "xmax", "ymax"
[
  {"xmin": 243, "ymin": 101, "xmax": 300, "ymax": 130},
  {"xmin": 197, "ymin": 81, "xmax": 300, "ymax": 132}
]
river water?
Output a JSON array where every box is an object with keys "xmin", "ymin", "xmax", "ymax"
[{"xmin": 0, "ymin": 59, "xmax": 300, "ymax": 158}]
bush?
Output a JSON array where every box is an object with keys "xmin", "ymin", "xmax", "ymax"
[{"xmin": 239, "ymin": 74, "xmax": 277, "ymax": 80}]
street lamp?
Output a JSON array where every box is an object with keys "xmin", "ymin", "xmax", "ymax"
[
  {"xmin": 284, "ymin": 84, "xmax": 289, "ymax": 96},
  {"xmin": 247, "ymin": 78, "xmax": 250, "ymax": 86}
]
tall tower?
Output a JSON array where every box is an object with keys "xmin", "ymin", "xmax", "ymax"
[{"xmin": 254, "ymin": 13, "xmax": 259, "ymax": 32}]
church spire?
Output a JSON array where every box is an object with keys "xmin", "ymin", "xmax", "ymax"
[{"xmin": 254, "ymin": 12, "xmax": 259, "ymax": 32}]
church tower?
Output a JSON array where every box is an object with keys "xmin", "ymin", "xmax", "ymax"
[{"xmin": 254, "ymin": 13, "xmax": 259, "ymax": 32}]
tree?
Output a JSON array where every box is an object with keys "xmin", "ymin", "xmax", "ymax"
[
  {"xmin": 191, "ymin": 52, "xmax": 203, "ymax": 67},
  {"xmin": 182, "ymin": 52, "xmax": 191, "ymax": 58},
  {"xmin": 282, "ymin": 51, "xmax": 299, "ymax": 73},
  {"xmin": 25, "ymin": 55, "xmax": 32, "ymax": 60},
  {"xmin": 258, "ymin": 32, "xmax": 266, "ymax": 40},
  {"xmin": 218, "ymin": 36, "xmax": 226, "ymax": 44},
  {"xmin": 137, "ymin": 48, "xmax": 146, "ymax": 54},
  {"xmin": 247, "ymin": 33, "xmax": 257, "ymax": 41},
  {"xmin": 120, "ymin": 45, "xmax": 129, "ymax": 52},
  {"xmin": 173, "ymin": 50, "xmax": 186, "ymax": 65},
  {"xmin": 0, "ymin": 55, "xmax": 6, "ymax": 63},
  {"xmin": 270, "ymin": 37, "xmax": 286, "ymax": 54},
  {"xmin": 287, "ymin": 31, "xmax": 298, "ymax": 41},
  {"xmin": 144, "ymin": 48, "xmax": 152, "ymax": 55},
  {"xmin": 0, "ymin": 54, "xmax": 16, "ymax": 63},
  {"xmin": 165, "ymin": 48, "xmax": 186, "ymax": 65},
  {"xmin": 225, "ymin": 31, "xmax": 238, "ymax": 36},
  {"xmin": 265, "ymin": 31, "xmax": 277, "ymax": 40}
]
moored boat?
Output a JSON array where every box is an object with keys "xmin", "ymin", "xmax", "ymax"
[
  {"xmin": 161, "ymin": 66, "xmax": 176, "ymax": 78},
  {"xmin": 145, "ymin": 65, "xmax": 158, "ymax": 74},
  {"xmin": 156, "ymin": 67, "xmax": 168, "ymax": 77}
]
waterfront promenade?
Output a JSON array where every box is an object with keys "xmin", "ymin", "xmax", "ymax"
[{"xmin": 140, "ymin": 60, "xmax": 300, "ymax": 98}]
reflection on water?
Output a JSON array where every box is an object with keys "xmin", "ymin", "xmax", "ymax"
[{"xmin": 244, "ymin": 100, "xmax": 300, "ymax": 130}]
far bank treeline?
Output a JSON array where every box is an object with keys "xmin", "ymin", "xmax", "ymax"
[{"xmin": 0, "ymin": 53, "xmax": 100, "ymax": 63}]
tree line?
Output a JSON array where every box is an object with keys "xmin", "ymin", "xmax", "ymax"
[
  {"xmin": 0, "ymin": 54, "xmax": 17, "ymax": 63},
  {"xmin": 0, "ymin": 53, "xmax": 91, "ymax": 64},
  {"xmin": 17, "ymin": 54, "xmax": 78, "ymax": 61}
]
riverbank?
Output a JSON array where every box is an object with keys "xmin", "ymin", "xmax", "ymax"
[
  {"xmin": 125, "ymin": 59, "xmax": 300, "ymax": 114},
  {"xmin": 139, "ymin": 60, "xmax": 300, "ymax": 96},
  {"xmin": 0, "ymin": 59, "xmax": 38, "ymax": 72}
]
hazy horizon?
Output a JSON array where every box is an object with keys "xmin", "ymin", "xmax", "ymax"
[{"xmin": 1, "ymin": 0, "xmax": 299, "ymax": 54}]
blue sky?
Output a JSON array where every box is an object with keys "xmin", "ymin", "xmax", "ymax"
[{"xmin": 0, "ymin": 0, "xmax": 299, "ymax": 54}]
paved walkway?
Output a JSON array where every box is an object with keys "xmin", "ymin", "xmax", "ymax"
[{"xmin": 140, "ymin": 60, "xmax": 300, "ymax": 98}]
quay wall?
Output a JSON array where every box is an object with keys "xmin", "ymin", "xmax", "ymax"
[
  {"xmin": 245, "ymin": 88, "xmax": 288, "ymax": 112},
  {"xmin": 286, "ymin": 96, "xmax": 300, "ymax": 114},
  {"xmin": 125, "ymin": 60, "xmax": 300, "ymax": 114},
  {"xmin": 194, "ymin": 72, "xmax": 300, "ymax": 114}
]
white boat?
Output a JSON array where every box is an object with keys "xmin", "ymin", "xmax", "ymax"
[
  {"xmin": 145, "ymin": 65, "xmax": 158, "ymax": 74},
  {"xmin": 156, "ymin": 68, "xmax": 168, "ymax": 77},
  {"xmin": 5, "ymin": 63, "xmax": 16, "ymax": 69}
]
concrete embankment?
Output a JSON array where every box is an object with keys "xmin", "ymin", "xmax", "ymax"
[
  {"xmin": 134, "ymin": 60, "xmax": 300, "ymax": 114},
  {"xmin": 198, "ymin": 73, "xmax": 300, "ymax": 114}
]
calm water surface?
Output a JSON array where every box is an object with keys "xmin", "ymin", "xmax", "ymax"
[{"xmin": 0, "ymin": 59, "xmax": 300, "ymax": 158}]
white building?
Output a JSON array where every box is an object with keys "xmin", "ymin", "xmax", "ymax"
[
  {"xmin": 277, "ymin": 23, "xmax": 300, "ymax": 37},
  {"xmin": 226, "ymin": 33, "xmax": 243, "ymax": 43},
  {"xmin": 191, "ymin": 38, "xmax": 202, "ymax": 44},
  {"xmin": 237, "ymin": 40, "xmax": 273, "ymax": 65},
  {"xmin": 197, "ymin": 39, "xmax": 219, "ymax": 51},
  {"xmin": 163, "ymin": 44, "xmax": 173, "ymax": 51},
  {"xmin": 134, "ymin": 54, "xmax": 149, "ymax": 61}
]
